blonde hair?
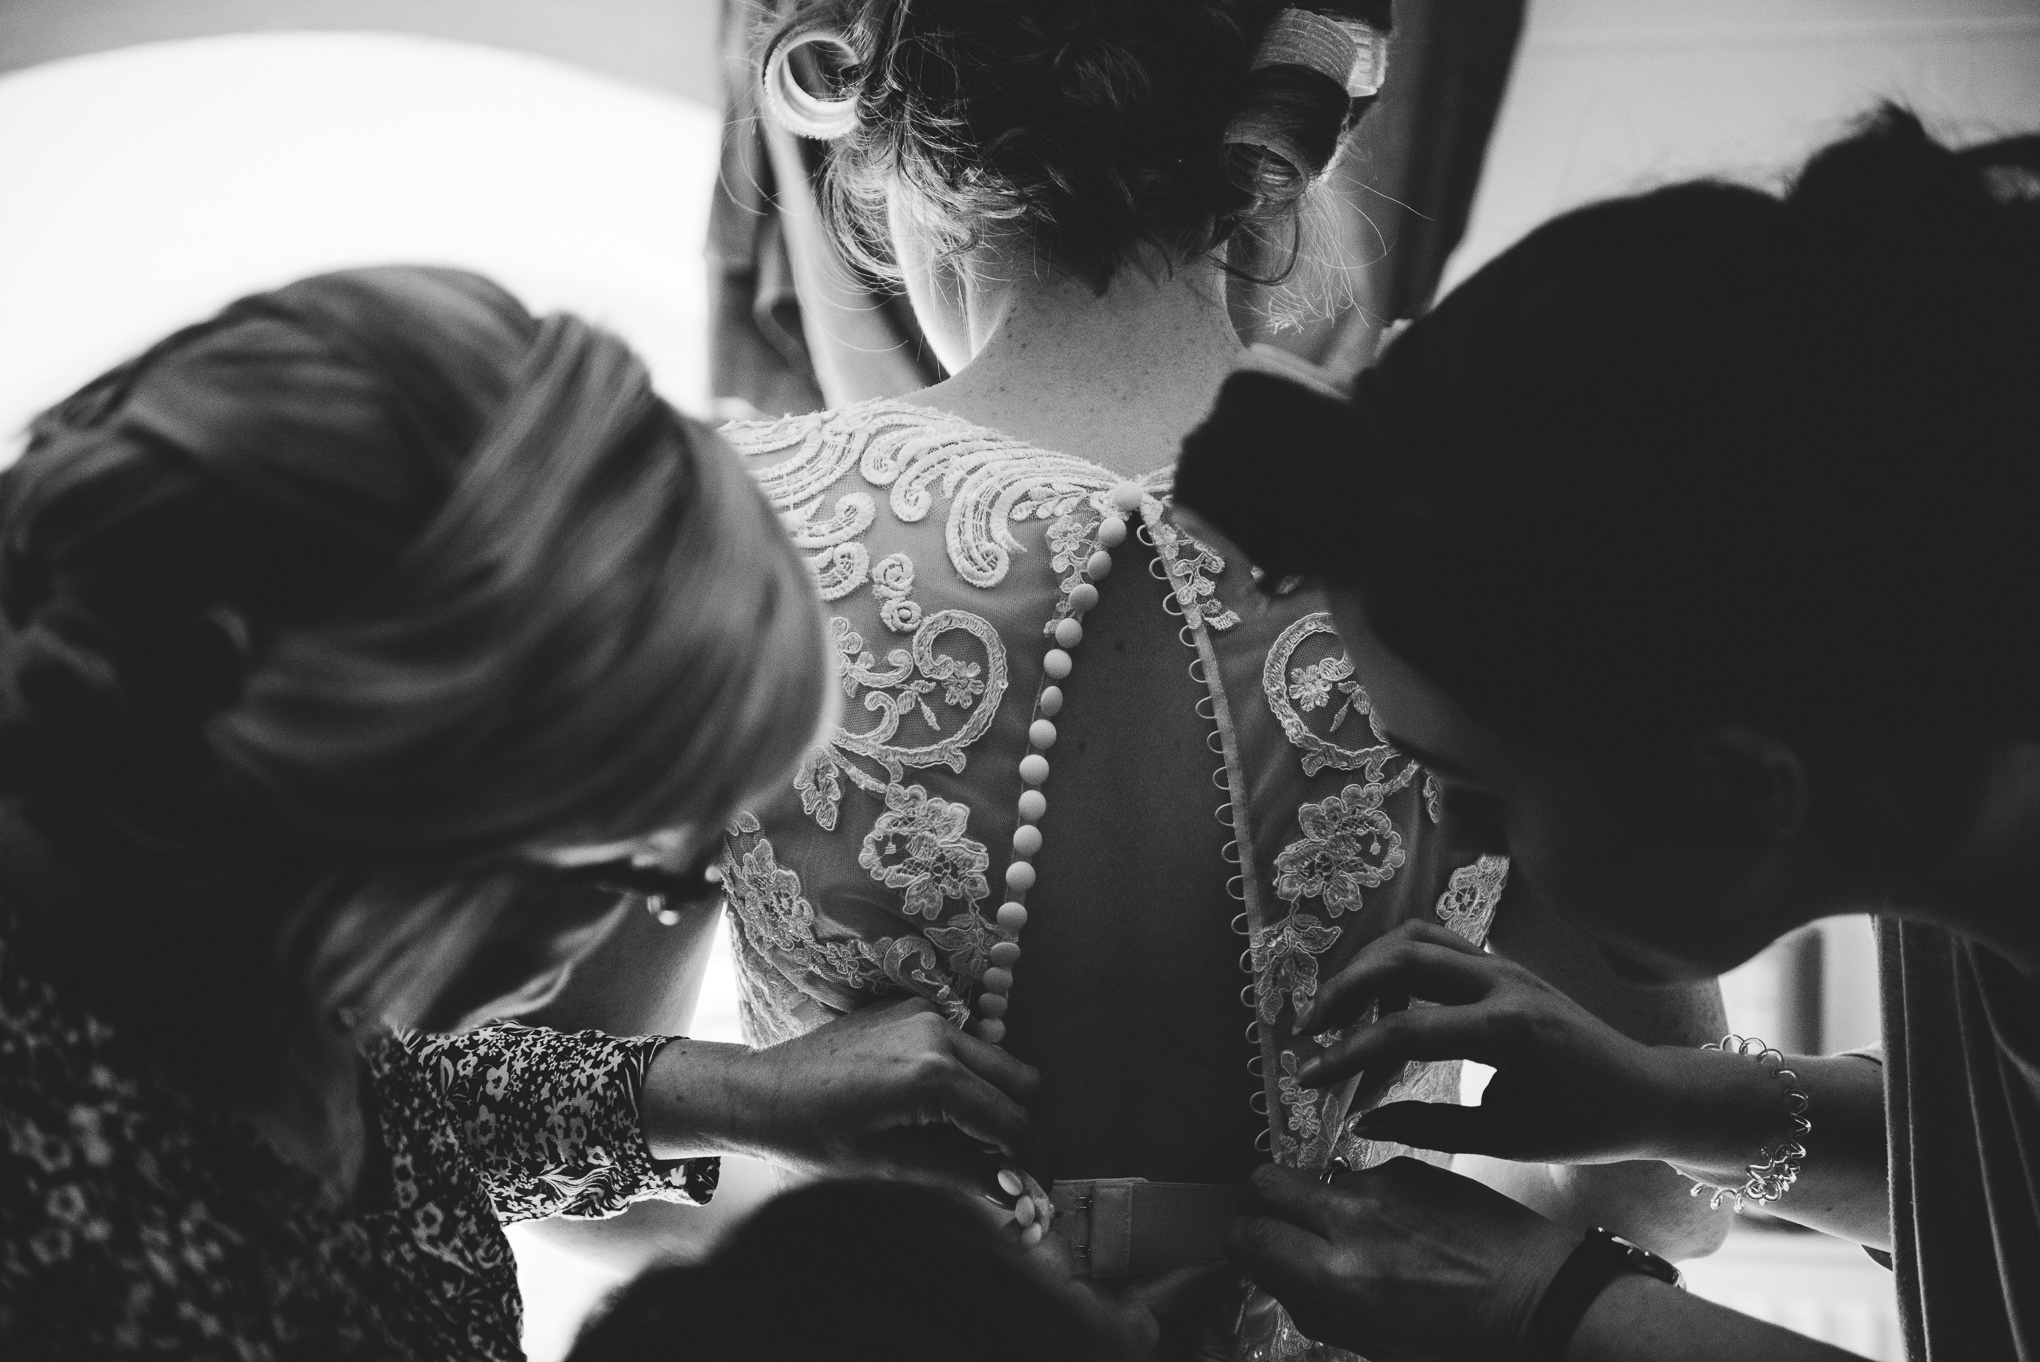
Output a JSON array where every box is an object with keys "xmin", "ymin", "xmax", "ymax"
[{"xmin": 0, "ymin": 266, "xmax": 827, "ymax": 1077}]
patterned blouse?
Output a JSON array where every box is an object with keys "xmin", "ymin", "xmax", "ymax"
[
  {"xmin": 718, "ymin": 399, "xmax": 1508, "ymax": 1362},
  {"xmin": 0, "ymin": 913, "xmax": 717, "ymax": 1360}
]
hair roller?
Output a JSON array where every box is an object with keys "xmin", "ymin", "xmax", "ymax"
[
  {"xmin": 1224, "ymin": 6, "xmax": 1389, "ymax": 206},
  {"xmin": 762, "ymin": 21, "xmax": 863, "ymax": 141}
]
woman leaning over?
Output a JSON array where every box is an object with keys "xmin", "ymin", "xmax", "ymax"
[
  {"xmin": 1183, "ymin": 110, "xmax": 2040, "ymax": 1361},
  {"xmin": 0, "ymin": 266, "xmax": 1041, "ymax": 1358}
]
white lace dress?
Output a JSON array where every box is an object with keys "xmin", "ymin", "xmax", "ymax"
[{"xmin": 719, "ymin": 398, "xmax": 1507, "ymax": 1361}]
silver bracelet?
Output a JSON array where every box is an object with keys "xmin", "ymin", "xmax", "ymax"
[{"xmin": 1683, "ymin": 1035, "xmax": 1811, "ymax": 1213}]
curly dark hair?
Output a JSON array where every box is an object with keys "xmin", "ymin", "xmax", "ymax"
[
  {"xmin": 768, "ymin": 0, "xmax": 1393, "ymax": 290},
  {"xmin": 1180, "ymin": 107, "xmax": 2040, "ymax": 753}
]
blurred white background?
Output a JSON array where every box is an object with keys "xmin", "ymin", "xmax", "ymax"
[
  {"xmin": 0, "ymin": 31, "xmax": 718, "ymax": 460},
  {"xmin": 1, "ymin": 2, "xmax": 2036, "ymax": 1357}
]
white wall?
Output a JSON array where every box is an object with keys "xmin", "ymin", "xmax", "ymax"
[
  {"xmin": 0, "ymin": 0, "xmax": 722, "ymax": 103},
  {"xmin": 0, "ymin": 32, "xmax": 720, "ymax": 459},
  {"xmin": 1448, "ymin": 0, "xmax": 2040, "ymax": 288}
]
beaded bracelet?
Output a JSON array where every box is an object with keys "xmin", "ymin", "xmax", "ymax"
[{"xmin": 1684, "ymin": 1034, "xmax": 1811, "ymax": 1212}]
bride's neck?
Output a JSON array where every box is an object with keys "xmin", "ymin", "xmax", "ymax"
[{"xmin": 915, "ymin": 257, "xmax": 1245, "ymax": 476}]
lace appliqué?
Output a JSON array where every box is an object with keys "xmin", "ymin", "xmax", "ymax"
[
  {"xmin": 871, "ymin": 552, "xmax": 922, "ymax": 633},
  {"xmin": 733, "ymin": 405, "xmax": 1158, "ymax": 1022},
  {"xmin": 795, "ymin": 613, "xmax": 1005, "ymax": 832},
  {"xmin": 722, "ymin": 814, "xmax": 973, "ymax": 1027},
  {"xmin": 1273, "ymin": 782, "xmax": 1407, "ymax": 918},
  {"xmin": 747, "ymin": 398, "xmax": 1147, "ymax": 589},
  {"xmin": 1248, "ymin": 914, "xmax": 1342, "ymax": 1026},
  {"xmin": 1435, "ymin": 854, "xmax": 1508, "ymax": 947},
  {"xmin": 1260, "ymin": 771, "xmax": 1416, "ymax": 1172},
  {"xmin": 1274, "ymin": 1050, "xmax": 1336, "ymax": 1167},
  {"xmin": 721, "ymin": 814, "xmax": 884, "ymax": 994},
  {"xmin": 1147, "ymin": 517, "xmax": 1240, "ymax": 632},
  {"xmin": 858, "ymin": 784, "xmax": 991, "ymax": 921},
  {"xmin": 1264, "ymin": 614, "xmax": 1420, "ymax": 783}
]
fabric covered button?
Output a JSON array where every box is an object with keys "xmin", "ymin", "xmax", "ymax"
[
  {"xmin": 978, "ymin": 993, "xmax": 1009, "ymax": 1018},
  {"xmin": 1005, "ymin": 861, "xmax": 1037, "ymax": 892},
  {"xmin": 1014, "ymin": 1192, "xmax": 1037, "ymax": 1226},
  {"xmin": 1053, "ymin": 617, "xmax": 1083, "ymax": 649},
  {"xmin": 997, "ymin": 902, "xmax": 1029, "ymax": 932},
  {"xmin": 989, "ymin": 941, "xmax": 1021, "ymax": 967},
  {"xmin": 1017, "ymin": 790, "xmax": 1047, "ymax": 822},
  {"xmin": 998, "ymin": 1169, "xmax": 1026, "ymax": 1197},
  {"xmin": 1109, "ymin": 481, "xmax": 1144, "ymax": 513},
  {"xmin": 1096, "ymin": 516, "xmax": 1128, "ymax": 549},
  {"xmin": 1028, "ymin": 719, "xmax": 1058, "ymax": 750},
  {"xmin": 982, "ymin": 967, "xmax": 1015, "ymax": 994},
  {"xmin": 1068, "ymin": 583, "xmax": 1100, "ymax": 614},
  {"xmin": 1019, "ymin": 754, "xmax": 1050, "ymax": 785},
  {"xmin": 975, "ymin": 1018, "xmax": 1006, "ymax": 1044},
  {"xmin": 1021, "ymin": 1222, "xmax": 1045, "ymax": 1248},
  {"xmin": 1013, "ymin": 824, "xmax": 1043, "ymax": 857},
  {"xmin": 1086, "ymin": 549, "xmax": 1114, "ymax": 579},
  {"xmin": 1043, "ymin": 649, "xmax": 1072, "ymax": 680},
  {"xmin": 1037, "ymin": 686, "xmax": 1063, "ymax": 717}
]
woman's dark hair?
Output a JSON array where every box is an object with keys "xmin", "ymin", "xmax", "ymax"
[
  {"xmin": 766, "ymin": 0, "xmax": 1392, "ymax": 291},
  {"xmin": 567, "ymin": 1180, "xmax": 1136, "ymax": 1362},
  {"xmin": 1178, "ymin": 107, "xmax": 2040, "ymax": 753},
  {"xmin": 0, "ymin": 266, "xmax": 829, "ymax": 1065}
]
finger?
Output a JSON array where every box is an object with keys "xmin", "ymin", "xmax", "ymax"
[
  {"xmin": 1347, "ymin": 1100, "xmax": 1500, "ymax": 1156},
  {"xmin": 1298, "ymin": 929, "xmax": 1505, "ymax": 1033},
  {"xmin": 864, "ymin": 1126, "xmax": 1012, "ymax": 1197},
  {"xmin": 1297, "ymin": 1002, "xmax": 1511, "ymax": 1088},
  {"xmin": 867, "ymin": 993, "xmax": 940, "ymax": 1019},
  {"xmin": 1223, "ymin": 1214, "xmax": 1335, "ymax": 1299},
  {"xmin": 1242, "ymin": 1163, "xmax": 1343, "ymax": 1236},
  {"xmin": 1121, "ymin": 1263, "xmax": 1234, "ymax": 1318},
  {"xmin": 947, "ymin": 1026, "xmax": 1043, "ymax": 1102},
  {"xmin": 923, "ymin": 1063, "xmax": 1050, "ymax": 1178}
]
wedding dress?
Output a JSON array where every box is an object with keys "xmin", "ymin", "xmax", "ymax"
[{"xmin": 718, "ymin": 397, "xmax": 1507, "ymax": 1360}]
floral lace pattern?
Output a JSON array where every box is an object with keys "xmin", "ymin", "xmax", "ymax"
[
  {"xmin": 1264, "ymin": 614, "xmax": 1420, "ymax": 783},
  {"xmin": 1436, "ymin": 855, "xmax": 1509, "ymax": 945},
  {"xmin": 859, "ymin": 784, "xmax": 991, "ymax": 921},
  {"xmin": 0, "ymin": 915, "xmax": 710, "ymax": 1360},
  {"xmin": 1274, "ymin": 782, "xmax": 1408, "ymax": 917},
  {"xmin": 794, "ymin": 612, "xmax": 1007, "ymax": 834}
]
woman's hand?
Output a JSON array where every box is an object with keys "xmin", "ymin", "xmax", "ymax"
[
  {"xmin": 644, "ymin": 997, "xmax": 1046, "ymax": 1196},
  {"xmin": 1022, "ymin": 1236, "xmax": 1233, "ymax": 1362},
  {"xmin": 1227, "ymin": 1159, "xmax": 1580, "ymax": 1361},
  {"xmin": 1296, "ymin": 921, "xmax": 1680, "ymax": 1165}
]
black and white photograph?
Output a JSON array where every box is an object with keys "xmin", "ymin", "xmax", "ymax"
[{"xmin": 0, "ymin": 2, "xmax": 2036, "ymax": 1359}]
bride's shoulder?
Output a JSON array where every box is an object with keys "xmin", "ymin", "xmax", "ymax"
[
  {"xmin": 719, "ymin": 396, "xmax": 998, "ymax": 462},
  {"xmin": 719, "ymin": 397, "xmax": 1043, "ymax": 513}
]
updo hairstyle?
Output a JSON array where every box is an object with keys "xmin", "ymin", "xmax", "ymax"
[
  {"xmin": 0, "ymin": 267, "xmax": 829, "ymax": 1059},
  {"xmin": 762, "ymin": 0, "xmax": 1393, "ymax": 291},
  {"xmin": 1179, "ymin": 107, "xmax": 2040, "ymax": 755}
]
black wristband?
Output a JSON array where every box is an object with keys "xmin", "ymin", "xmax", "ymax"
[{"xmin": 1521, "ymin": 1227, "xmax": 1682, "ymax": 1362}]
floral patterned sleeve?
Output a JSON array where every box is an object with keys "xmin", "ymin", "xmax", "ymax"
[{"xmin": 398, "ymin": 1022, "xmax": 719, "ymax": 1223}]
